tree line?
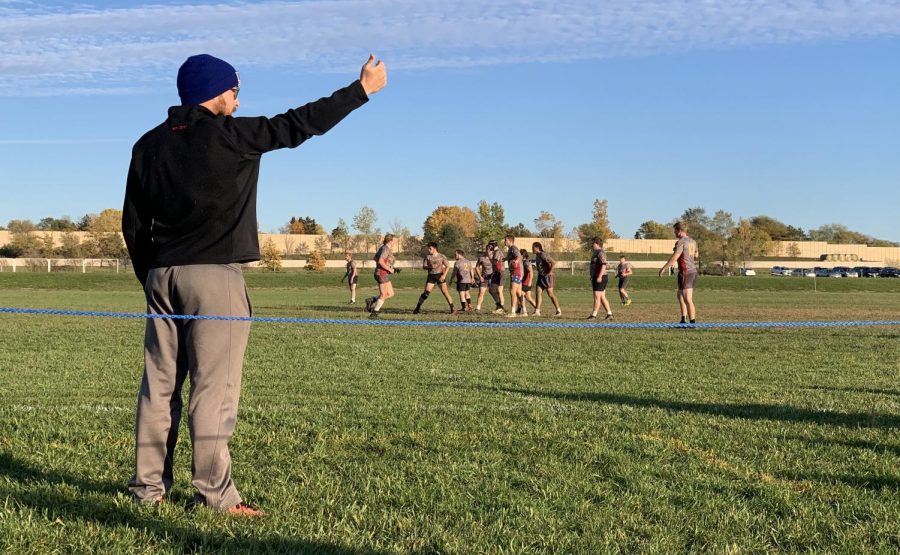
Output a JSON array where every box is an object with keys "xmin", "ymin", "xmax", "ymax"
[
  {"xmin": 0, "ymin": 209, "xmax": 126, "ymax": 259},
  {"xmin": 3, "ymin": 202, "xmax": 894, "ymax": 262}
]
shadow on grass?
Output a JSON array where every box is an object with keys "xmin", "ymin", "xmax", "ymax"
[
  {"xmin": 801, "ymin": 385, "xmax": 900, "ymax": 397},
  {"xmin": 780, "ymin": 471, "xmax": 900, "ymax": 491},
  {"xmin": 497, "ymin": 388, "xmax": 900, "ymax": 429},
  {"xmin": 0, "ymin": 452, "xmax": 386, "ymax": 555}
]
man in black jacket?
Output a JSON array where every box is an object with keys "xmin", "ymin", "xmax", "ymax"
[{"xmin": 122, "ymin": 53, "xmax": 386, "ymax": 515}]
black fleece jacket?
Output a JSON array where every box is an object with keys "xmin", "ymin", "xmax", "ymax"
[{"xmin": 122, "ymin": 80, "xmax": 368, "ymax": 286}]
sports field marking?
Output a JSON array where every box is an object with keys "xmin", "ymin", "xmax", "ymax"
[{"xmin": 641, "ymin": 431, "xmax": 817, "ymax": 494}]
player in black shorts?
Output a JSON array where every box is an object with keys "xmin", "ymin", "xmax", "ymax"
[
  {"xmin": 413, "ymin": 242, "xmax": 456, "ymax": 314},
  {"xmin": 616, "ymin": 255, "xmax": 633, "ymax": 306},
  {"xmin": 450, "ymin": 249, "xmax": 475, "ymax": 312},
  {"xmin": 531, "ymin": 242, "xmax": 562, "ymax": 317},
  {"xmin": 487, "ymin": 240, "xmax": 506, "ymax": 314},
  {"xmin": 588, "ymin": 237, "xmax": 612, "ymax": 320},
  {"xmin": 474, "ymin": 245, "xmax": 494, "ymax": 312},
  {"xmin": 342, "ymin": 252, "xmax": 358, "ymax": 304}
]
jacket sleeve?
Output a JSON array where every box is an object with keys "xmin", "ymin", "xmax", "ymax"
[
  {"xmin": 229, "ymin": 80, "xmax": 369, "ymax": 155},
  {"xmin": 122, "ymin": 157, "xmax": 154, "ymax": 287}
]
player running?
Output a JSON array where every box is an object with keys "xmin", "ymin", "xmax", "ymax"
[
  {"xmin": 588, "ymin": 237, "xmax": 613, "ymax": 320},
  {"xmin": 659, "ymin": 221, "xmax": 699, "ymax": 324},
  {"xmin": 531, "ymin": 242, "xmax": 562, "ymax": 317},
  {"xmin": 342, "ymin": 252, "xmax": 358, "ymax": 304},
  {"xmin": 504, "ymin": 235, "xmax": 525, "ymax": 317},
  {"xmin": 450, "ymin": 249, "xmax": 475, "ymax": 312},
  {"xmin": 365, "ymin": 234, "xmax": 398, "ymax": 317},
  {"xmin": 616, "ymin": 255, "xmax": 633, "ymax": 305},
  {"xmin": 413, "ymin": 242, "xmax": 456, "ymax": 315}
]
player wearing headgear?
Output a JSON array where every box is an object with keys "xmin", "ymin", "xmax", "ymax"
[
  {"xmin": 450, "ymin": 249, "xmax": 475, "ymax": 312},
  {"xmin": 413, "ymin": 242, "xmax": 456, "ymax": 314},
  {"xmin": 659, "ymin": 221, "xmax": 699, "ymax": 324},
  {"xmin": 366, "ymin": 234, "xmax": 398, "ymax": 317},
  {"xmin": 616, "ymin": 255, "xmax": 633, "ymax": 306},
  {"xmin": 474, "ymin": 244, "xmax": 495, "ymax": 312},
  {"xmin": 531, "ymin": 242, "xmax": 562, "ymax": 317},
  {"xmin": 588, "ymin": 237, "xmax": 613, "ymax": 320},
  {"xmin": 487, "ymin": 240, "xmax": 507, "ymax": 313},
  {"xmin": 504, "ymin": 235, "xmax": 525, "ymax": 318},
  {"xmin": 342, "ymin": 252, "xmax": 358, "ymax": 304}
]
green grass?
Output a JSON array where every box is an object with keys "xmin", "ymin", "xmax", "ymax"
[{"xmin": 1, "ymin": 271, "xmax": 899, "ymax": 553}]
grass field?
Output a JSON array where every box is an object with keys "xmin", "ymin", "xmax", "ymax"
[{"xmin": 1, "ymin": 270, "xmax": 898, "ymax": 553}]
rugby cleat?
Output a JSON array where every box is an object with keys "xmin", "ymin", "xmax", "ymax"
[
  {"xmin": 227, "ymin": 502, "xmax": 265, "ymax": 517},
  {"xmin": 625, "ymin": 299, "xmax": 632, "ymax": 306},
  {"xmin": 533, "ymin": 309, "xmax": 541, "ymax": 316},
  {"xmin": 604, "ymin": 314, "xmax": 613, "ymax": 321},
  {"xmin": 364, "ymin": 297, "xmax": 374, "ymax": 312},
  {"xmin": 493, "ymin": 308, "xmax": 505, "ymax": 315}
]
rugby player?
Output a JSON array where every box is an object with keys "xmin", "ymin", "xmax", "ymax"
[
  {"xmin": 451, "ymin": 249, "xmax": 475, "ymax": 312},
  {"xmin": 413, "ymin": 242, "xmax": 456, "ymax": 314},
  {"xmin": 588, "ymin": 237, "xmax": 613, "ymax": 320},
  {"xmin": 343, "ymin": 252, "xmax": 358, "ymax": 304},
  {"xmin": 659, "ymin": 221, "xmax": 699, "ymax": 324},
  {"xmin": 488, "ymin": 240, "xmax": 507, "ymax": 314},
  {"xmin": 531, "ymin": 242, "xmax": 562, "ymax": 317},
  {"xmin": 474, "ymin": 245, "xmax": 494, "ymax": 312},
  {"xmin": 616, "ymin": 255, "xmax": 633, "ymax": 305},
  {"xmin": 504, "ymin": 235, "xmax": 525, "ymax": 318},
  {"xmin": 366, "ymin": 234, "xmax": 398, "ymax": 316}
]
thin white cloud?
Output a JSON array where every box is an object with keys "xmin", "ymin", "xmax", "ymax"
[
  {"xmin": 0, "ymin": 138, "xmax": 124, "ymax": 144},
  {"xmin": 2, "ymin": 0, "xmax": 900, "ymax": 96}
]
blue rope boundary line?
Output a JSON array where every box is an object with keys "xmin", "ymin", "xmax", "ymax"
[{"xmin": 2, "ymin": 307, "xmax": 899, "ymax": 330}]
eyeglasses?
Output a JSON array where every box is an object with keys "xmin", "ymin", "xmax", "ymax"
[{"xmin": 231, "ymin": 86, "xmax": 240, "ymax": 99}]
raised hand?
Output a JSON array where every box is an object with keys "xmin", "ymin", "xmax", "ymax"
[{"xmin": 360, "ymin": 54, "xmax": 387, "ymax": 96}]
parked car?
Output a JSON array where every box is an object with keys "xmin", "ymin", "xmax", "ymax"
[
  {"xmin": 771, "ymin": 266, "xmax": 792, "ymax": 276},
  {"xmin": 880, "ymin": 267, "xmax": 900, "ymax": 278},
  {"xmin": 739, "ymin": 267, "xmax": 756, "ymax": 276},
  {"xmin": 833, "ymin": 266, "xmax": 858, "ymax": 278},
  {"xmin": 827, "ymin": 270, "xmax": 843, "ymax": 278},
  {"xmin": 792, "ymin": 268, "xmax": 815, "ymax": 277},
  {"xmin": 813, "ymin": 267, "xmax": 831, "ymax": 277},
  {"xmin": 856, "ymin": 266, "xmax": 882, "ymax": 277}
]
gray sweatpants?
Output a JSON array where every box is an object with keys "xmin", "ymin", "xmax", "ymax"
[{"xmin": 127, "ymin": 264, "xmax": 251, "ymax": 509}]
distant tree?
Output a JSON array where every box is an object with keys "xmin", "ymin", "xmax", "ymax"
[
  {"xmin": 679, "ymin": 207, "xmax": 712, "ymax": 230},
  {"xmin": 7, "ymin": 220, "xmax": 40, "ymax": 257},
  {"xmin": 807, "ymin": 223, "xmax": 896, "ymax": 246},
  {"xmin": 634, "ymin": 220, "xmax": 671, "ymax": 239},
  {"xmin": 306, "ymin": 250, "xmax": 326, "ymax": 271},
  {"xmin": 728, "ymin": 219, "xmax": 770, "ymax": 267},
  {"xmin": 750, "ymin": 215, "xmax": 805, "ymax": 241},
  {"xmin": 37, "ymin": 234, "xmax": 56, "ymax": 257},
  {"xmin": 283, "ymin": 217, "xmax": 306, "ymax": 234},
  {"xmin": 260, "ymin": 238, "xmax": 282, "ymax": 271},
  {"xmin": 84, "ymin": 231, "xmax": 127, "ymax": 259},
  {"xmin": 331, "ymin": 218, "xmax": 355, "ymax": 253},
  {"xmin": 89, "ymin": 209, "xmax": 123, "ymax": 233},
  {"xmin": 77, "ymin": 214, "xmax": 95, "ymax": 231},
  {"xmin": 58, "ymin": 232, "xmax": 83, "ymax": 258},
  {"xmin": 787, "ymin": 242, "xmax": 801, "ymax": 258},
  {"xmin": 424, "ymin": 206, "xmax": 478, "ymax": 239},
  {"xmin": 427, "ymin": 223, "xmax": 466, "ymax": 256},
  {"xmin": 37, "ymin": 216, "xmax": 77, "ymax": 231},
  {"xmin": 475, "ymin": 200, "xmax": 506, "ymax": 247},
  {"xmin": 533, "ymin": 211, "xmax": 563, "ymax": 238},
  {"xmin": 505, "ymin": 222, "xmax": 533, "ymax": 237},
  {"xmin": 575, "ymin": 199, "xmax": 618, "ymax": 250},
  {"xmin": 7, "ymin": 220, "xmax": 36, "ymax": 233},
  {"xmin": 352, "ymin": 206, "xmax": 379, "ymax": 253},
  {"xmin": 389, "ymin": 218, "xmax": 411, "ymax": 254},
  {"xmin": 706, "ymin": 210, "xmax": 736, "ymax": 272}
]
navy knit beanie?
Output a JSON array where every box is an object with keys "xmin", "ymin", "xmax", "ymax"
[{"xmin": 177, "ymin": 54, "xmax": 239, "ymax": 106}]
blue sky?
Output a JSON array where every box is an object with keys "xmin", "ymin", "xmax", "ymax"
[{"xmin": 1, "ymin": 0, "xmax": 899, "ymax": 241}]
